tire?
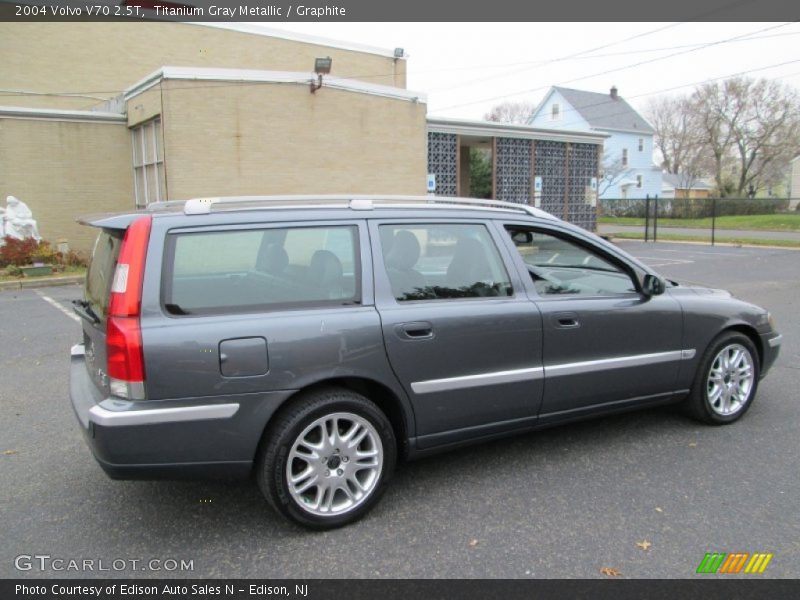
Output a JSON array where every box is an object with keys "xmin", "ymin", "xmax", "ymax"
[
  {"xmin": 257, "ymin": 387, "xmax": 396, "ymax": 529},
  {"xmin": 685, "ymin": 331, "xmax": 760, "ymax": 425}
]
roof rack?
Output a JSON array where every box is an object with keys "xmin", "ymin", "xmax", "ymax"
[{"xmin": 155, "ymin": 195, "xmax": 557, "ymax": 220}]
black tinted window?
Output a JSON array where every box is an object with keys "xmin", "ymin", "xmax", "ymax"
[
  {"xmin": 164, "ymin": 226, "xmax": 360, "ymax": 314},
  {"xmin": 379, "ymin": 224, "xmax": 512, "ymax": 301}
]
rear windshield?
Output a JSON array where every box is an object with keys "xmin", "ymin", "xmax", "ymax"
[
  {"xmin": 85, "ymin": 229, "xmax": 122, "ymax": 319},
  {"xmin": 162, "ymin": 225, "xmax": 361, "ymax": 315}
]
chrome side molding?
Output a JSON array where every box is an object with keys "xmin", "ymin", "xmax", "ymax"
[
  {"xmin": 89, "ymin": 403, "xmax": 240, "ymax": 427},
  {"xmin": 410, "ymin": 350, "xmax": 697, "ymax": 394},
  {"xmin": 411, "ymin": 367, "xmax": 544, "ymax": 395}
]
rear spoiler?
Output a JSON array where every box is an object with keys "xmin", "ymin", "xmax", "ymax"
[{"xmin": 76, "ymin": 212, "xmax": 147, "ymax": 230}]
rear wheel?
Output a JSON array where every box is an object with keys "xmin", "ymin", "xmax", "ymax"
[
  {"xmin": 686, "ymin": 331, "xmax": 759, "ymax": 424},
  {"xmin": 257, "ymin": 387, "xmax": 396, "ymax": 529}
]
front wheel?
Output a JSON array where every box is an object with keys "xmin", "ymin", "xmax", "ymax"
[
  {"xmin": 257, "ymin": 387, "xmax": 396, "ymax": 529},
  {"xmin": 685, "ymin": 331, "xmax": 760, "ymax": 424}
]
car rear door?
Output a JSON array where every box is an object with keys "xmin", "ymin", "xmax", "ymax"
[{"xmin": 369, "ymin": 219, "xmax": 544, "ymax": 449}]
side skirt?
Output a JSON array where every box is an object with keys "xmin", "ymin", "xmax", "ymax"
[{"xmin": 406, "ymin": 391, "xmax": 687, "ymax": 460}]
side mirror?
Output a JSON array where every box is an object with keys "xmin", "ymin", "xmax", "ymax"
[
  {"xmin": 511, "ymin": 230, "xmax": 533, "ymax": 245},
  {"xmin": 642, "ymin": 274, "xmax": 666, "ymax": 297}
]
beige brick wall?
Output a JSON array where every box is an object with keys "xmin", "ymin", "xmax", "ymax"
[
  {"xmin": 127, "ymin": 87, "xmax": 163, "ymax": 128},
  {"xmin": 0, "ymin": 22, "xmax": 406, "ymax": 111},
  {"xmin": 0, "ymin": 117, "xmax": 133, "ymax": 253},
  {"xmin": 155, "ymin": 80, "xmax": 427, "ymax": 199}
]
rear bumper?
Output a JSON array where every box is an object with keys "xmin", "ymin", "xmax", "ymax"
[
  {"xmin": 69, "ymin": 344, "xmax": 292, "ymax": 480},
  {"xmin": 759, "ymin": 332, "xmax": 782, "ymax": 377}
]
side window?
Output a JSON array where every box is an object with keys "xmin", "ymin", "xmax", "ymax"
[
  {"xmin": 379, "ymin": 223, "xmax": 512, "ymax": 302},
  {"xmin": 164, "ymin": 225, "xmax": 359, "ymax": 314},
  {"xmin": 505, "ymin": 226, "xmax": 637, "ymax": 296}
]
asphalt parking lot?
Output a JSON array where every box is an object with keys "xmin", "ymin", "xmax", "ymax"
[{"xmin": 1, "ymin": 241, "xmax": 798, "ymax": 579}]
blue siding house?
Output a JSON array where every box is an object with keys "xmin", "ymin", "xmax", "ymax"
[{"xmin": 529, "ymin": 86, "xmax": 661, "ymax": 199}]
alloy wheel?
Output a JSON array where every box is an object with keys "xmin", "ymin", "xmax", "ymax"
[
  {"xmin": 286, "ymin": 412, "xmax": 383, "ymax": 517},
  {"xmin": 706, "ymin": 343, "xmax": 755, "ymax": 416}
]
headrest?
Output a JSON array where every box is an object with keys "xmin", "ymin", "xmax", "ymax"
[{"xmin": 386, "ymin": 230, "xmax": 421, "ymax": 271}]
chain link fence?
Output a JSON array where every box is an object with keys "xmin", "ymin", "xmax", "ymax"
[{"xmin": 598, "ymin": 196, "xmax": 800, "ymax": 247}]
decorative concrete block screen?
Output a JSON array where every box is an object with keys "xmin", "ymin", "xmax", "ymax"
[
  {"xmin": 427, "ymin": 132, "xmax": 458, "ymax": 196},
  {"xmin": 495, "ymin": 138, "xmax": 531, "ymax": 204},
  {"xmin": 566, "ymin": 143, "xmax": 599, "ymax": 231},
  {"xmin": 533, "ymin": 140, "xmax": 567, "ymax": 217},
  {"xmin": 425, "ymin": 134, "xmax": 599, "ymax": 231},
  {"xmin": 532, "ymin": 140, "xmax": 598, "ymax": 231}
]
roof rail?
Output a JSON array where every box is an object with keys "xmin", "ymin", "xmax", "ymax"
[{"xmin": 174, "ymin": 194, "xmax": 558, "ymax": 220}]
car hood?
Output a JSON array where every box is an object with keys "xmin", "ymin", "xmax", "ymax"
[{"xmin": 666, "ymin": 281, "xmax": 733, "ymax": 299}]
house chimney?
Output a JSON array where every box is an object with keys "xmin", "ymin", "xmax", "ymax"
[{"xmin": 610, "ymin": 86, "xmax": 618, "ymax": 100}]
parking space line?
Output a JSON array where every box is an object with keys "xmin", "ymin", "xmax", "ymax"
[
  {"xmin": 634, "ymin": 256, "xmax": 695, "ymax": 266},
  {"xmin": 36, "ymin": 291, "xmax": 80, "ymax": 323},
  {"xmin": 636, "ymin": 248, "xmax": 734, "ymax": 257}
]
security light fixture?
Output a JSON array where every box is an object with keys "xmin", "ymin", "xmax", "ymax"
[
  {"xmin": 314, "ymin": 57, "xmax": 333, "ymax": 75},
  {"xmin": 311, "ymin": 57, "xmax": 332, "ymax": 93}
]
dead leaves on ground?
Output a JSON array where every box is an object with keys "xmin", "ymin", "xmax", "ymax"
[
  {"xmin": 599, "ymin": 539, "xmax": 652, "ymax": 577},
  {"xmin": 2, "ymin": 450, "xmax": 18, "ymax": 456}
]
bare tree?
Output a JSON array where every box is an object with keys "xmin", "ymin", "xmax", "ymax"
[
  {"xmin": 645, "ymin": 95, "xmax": 706, "ymax": 183},
  {"xmin": 692, "ymin": 77, "xmax": 800, "ymax": 196},
  {"xmin": 484, "ymin": 101, "xmax": 537, "ymax": 124},
  {"xmin": 598, "ymin": 152, "xmax": 633, "ymax": 197}
]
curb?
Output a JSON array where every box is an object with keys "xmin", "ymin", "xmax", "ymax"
[
  {"xmin": 607, "ymin": 236, "xmax": 800, "ymax": 251},
  {"xmin": 0, "ymin": 275, "xmax": 85, "ymax": 291}
]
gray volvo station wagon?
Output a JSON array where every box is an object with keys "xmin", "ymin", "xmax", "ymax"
[{"xmin": 70, "ymin": 195, "xmax": 782, "ymax": 528}]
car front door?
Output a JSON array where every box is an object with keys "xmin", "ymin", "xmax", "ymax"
[
  {"xmin": 369, "ymin": 219, "xmax": 544, "ymax": 449},
  {"xmin": 500, "ymin": 223, "xmax": 687, "ymax": 423}
]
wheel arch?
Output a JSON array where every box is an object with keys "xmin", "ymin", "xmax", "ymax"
[
  {"xmin": 256, "ymin": 376, "xmax": 413, "ymax": 465},
  {"xmin": 723, "ymin": 323, "xmax": 764, "ymax": 369}
]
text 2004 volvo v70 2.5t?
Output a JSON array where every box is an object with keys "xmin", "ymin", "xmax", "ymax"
[{"xmin": 70, "ymin": 195, "xmax": 782, "ymax": 528}]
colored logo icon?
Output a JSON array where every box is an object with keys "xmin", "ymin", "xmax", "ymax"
[{"xmin": 696, "ymin": 552, "xmax": 773, "ymax": 574}]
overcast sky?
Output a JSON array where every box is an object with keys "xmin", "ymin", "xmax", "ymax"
[{"xmin": 249, "ymin": 22, "xmax": 800, "ymax": 121}]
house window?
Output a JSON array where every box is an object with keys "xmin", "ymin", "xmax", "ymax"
[
  {"xmin": 551, "ymin": 103, "xmax": 560, "ymax": 121},
  {"xmin": 622, "ymin": 148, "xmax": 628, "ymax": 167},
  {"xmin": 636, "ymin": 174, "xmax": 642, "ymax": 188},
  {"xmin": 131, "ymin": 118, "xmax": 165, "ymax": 208}
]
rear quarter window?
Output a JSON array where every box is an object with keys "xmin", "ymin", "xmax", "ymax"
[{"xmin": 163, "ymin": 225, "xmax": 361, "ymax": 315}]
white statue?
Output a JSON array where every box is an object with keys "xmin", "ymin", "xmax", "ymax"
[{"xmin": 4, "ymin": 196, "xmax": 41, "ymax": 242}]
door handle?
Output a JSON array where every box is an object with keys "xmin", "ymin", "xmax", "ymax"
[
  {"xmin": 552, "ymin": 312, "xmax": 580, "ymax": 329},
  {"xmin": 397, "ymin": 322, "xmax": 434, "ymax": 340}
]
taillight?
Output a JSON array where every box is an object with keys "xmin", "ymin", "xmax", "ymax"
[{"xmin": 107, "ymin": 215, "xmax": 151, "ymax": 399}]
